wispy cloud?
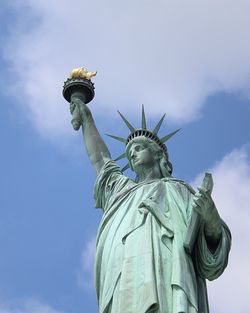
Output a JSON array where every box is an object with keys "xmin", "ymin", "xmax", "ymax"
[
  {"xmin": 3, "ymin": 0, "xmax": 250, "ymax": 138},
  {"xmin": 77, "ymin": 236, "xmax": 96, "ymax": 290},
  {"xmin": 0, "ymin": 298, "xmax": 68, "ymax": 313},
  {"xmin": 191, "ymin": 145, "xmax": 250, "ymax": 313}
]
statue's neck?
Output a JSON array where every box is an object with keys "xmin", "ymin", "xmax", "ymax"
[{"xmin": 136, "ymin": 166, "xmax": 163, "ymax": 183}]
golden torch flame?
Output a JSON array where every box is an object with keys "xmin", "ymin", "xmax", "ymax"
[{"xmin": 70, "ymin": 67, "xmax": 97, "ymax": 80}]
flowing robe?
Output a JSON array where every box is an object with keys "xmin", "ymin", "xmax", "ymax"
[{"xmin": 94, "ymin": 161, "xmax": 231, "ymax": 313}]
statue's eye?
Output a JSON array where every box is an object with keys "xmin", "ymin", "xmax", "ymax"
[{"xmin": 135, "ymin": 145, "xmax": 143, "ymax": 152}]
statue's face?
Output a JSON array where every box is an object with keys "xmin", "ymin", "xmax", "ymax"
[{"xmin": 128, "ymin": 139, "xmax": 158, "ymax": 173}]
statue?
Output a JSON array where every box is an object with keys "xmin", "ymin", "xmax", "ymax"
[{"xmin": 63, "ymin": 68, "xmax": 231, "ymax": 313}]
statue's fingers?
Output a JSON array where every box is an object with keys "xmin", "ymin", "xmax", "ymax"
[
  {"xmin": 192, "ymin": 202, "xmax": 202, "ymax": 215},
  {"xmin": 197, "ymin": 187, "xmax": 208, "ymax": 195},
  {"xmin": 70, "ymin": 102, "xmax": 76, "ymax": 114},
  {"xmin": 197, "ymin": 187, "xmax": 211, "ymax": 199},
  {"xmin": 71, "ymin": 118, "xmax": 81, "ymax": 130},
  {"xmin": 193, "ymin": 197, "xmax": 208, "ymax": 214},
  {"xmin": 192, "ymin": 199, "xmax": 200, "ymax": 209},
  {"xmin": 193, "ymin": 198, "xmax": 204, "ymax": 209},
  {"xmin": 71, "ymin": 105, "xmax": 82, "ymax": 123},
  {"xmin": 197, "ymin": 188, "xmax": 214, "ymax": 205},
  {"xmin": 193, "ymin": 194, "xmax": 206, "ymax": 207}
]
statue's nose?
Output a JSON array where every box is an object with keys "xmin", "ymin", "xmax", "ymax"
[{"xmin": 130, "ymin": 149, "xmax": 137, "ymax": 159}]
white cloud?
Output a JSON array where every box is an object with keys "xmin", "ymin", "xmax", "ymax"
[
  {"xmin": 77, "ymin": 237, "xmax": 96, "ymax": 290},
  {"xmin": 191, "ymin": 146, "xmax": 250, "ymax": 313},
  {"xmin": 0, "ymin": 298, "xmax": 67, "ymax": 313},
  {"xmin": 4, "ymin": 0, "xmax": 250, "ymax": 138}
]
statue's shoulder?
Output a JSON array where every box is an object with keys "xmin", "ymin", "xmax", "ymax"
[
  {"xmin": 163, "ymin": 177, "xmax": 196, "ymax": 194},
  {"xmin": 100, "ymin": 160, "xmax": 134, "ymax": 186}
]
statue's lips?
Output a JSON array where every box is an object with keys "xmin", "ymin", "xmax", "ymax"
[{"xmin": 131, "ymin": 158, "xmax": 140, "ymax": 165}]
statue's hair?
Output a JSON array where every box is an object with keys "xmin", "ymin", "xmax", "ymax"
[{"xmin": 126, "ymin": 137, "xmax": 173, "ymax": 182}]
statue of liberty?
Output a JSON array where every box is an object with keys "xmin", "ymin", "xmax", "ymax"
[{"xmin": 63, "ymin": 68, "xmax": 231, "ymax": 313}]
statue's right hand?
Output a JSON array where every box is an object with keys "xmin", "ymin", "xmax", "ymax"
[
  {"xmin": 70, "ymin": 97, "xmax": 91, "ymax": 120},
  {"xmin": 70, "ymin": 101, "xmax": 76, "ymax": 115},
  {"xmin": 70, "ymin": 98, "xmax": 83, "ymax": 131},
  {"xmin": 70, "ymin": 98, "xmax": 83, "ymax": 114}
]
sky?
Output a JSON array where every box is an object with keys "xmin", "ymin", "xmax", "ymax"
[{"xmin": 0, "ymin": 0, "xmax": 250, "ymax": 312}]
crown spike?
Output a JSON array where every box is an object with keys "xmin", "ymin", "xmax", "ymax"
[
  {"xmin": 161, "ymin": 128, "xmax": 181, "ymax": 143},
  {"xmin": 118, "ymin": 111, "xmax": 136, "ymax": 132},
  {"xmin": 121, "ymin": 163, "xmax": 130, "ymax": 172},
  {"xmin": 114, "ymin": 153, "xmax": 127, "ymax": 161},
  {"xmin": 141, "ymin": 104, "xmax": 147, "ymax": 129},
  {"xmin": 153, "ymin": 114, "xmax": 166, "ymax": 134},
  {"xmin": 106, "ymin": 134, "xmax": 127, "ymax": 143}
]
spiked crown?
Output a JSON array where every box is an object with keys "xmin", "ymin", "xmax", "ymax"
[{"xmin": 107, "ymin": 105, "xmax": 180, "ymax": 172}]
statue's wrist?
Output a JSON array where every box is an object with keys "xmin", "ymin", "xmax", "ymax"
[
  {"xmin": 81, "ymin": 112, "xmax": 94, "ymax": 129},
  {"xmin": 204, "ymin": 221, "xmax": 222, "ymax": 253},
  {"xmin": 72, "ymin": 100, "xmax": 91, "ymax": 123},
  {"xmin": 204, "ymin": 218, "xmax": 222, "ymax": 241}
]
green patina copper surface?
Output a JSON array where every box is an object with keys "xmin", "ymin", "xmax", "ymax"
[{"xmin": 64, "ymin": 76, "xmax": 231, "ymax": 313}]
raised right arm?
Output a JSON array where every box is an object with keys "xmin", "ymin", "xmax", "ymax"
[{"xmin": 70, "ymin": 93, "xmax": 111, "ymax": 175}]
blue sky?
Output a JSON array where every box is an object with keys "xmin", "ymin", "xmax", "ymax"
[{"xmin": 1, "ymin": 1, "xmax": 250, "ymax": 312}]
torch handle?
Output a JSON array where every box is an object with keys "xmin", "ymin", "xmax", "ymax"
[
  {"xmin": 70, "ymin": 91, "xmax": 88, "ymax": 131},
  {"xmin": 63, "ymin": 75, "xmax": 95, "ymax": 131},
  {"xmin": 71, "ymin": 105, "xmax": 82, "ymax": 131}
]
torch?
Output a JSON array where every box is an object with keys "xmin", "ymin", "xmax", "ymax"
[{"xmin": 62, "ymin": 67, "xmax": 97, "ymax": 130}]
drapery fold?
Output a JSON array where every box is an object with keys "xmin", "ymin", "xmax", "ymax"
[{"xmin": 93, "ymin": 161, "xmax": 231, "ymax": 313}]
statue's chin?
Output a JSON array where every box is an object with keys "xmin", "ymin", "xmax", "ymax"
[{"xmin": 131, "ymin": 161, "xmax": 142, "ymax": 173}]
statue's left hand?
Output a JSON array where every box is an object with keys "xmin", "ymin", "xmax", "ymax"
[{"xmin": 192, "ymin": 188, "xmax": 222, "ymax": 245}]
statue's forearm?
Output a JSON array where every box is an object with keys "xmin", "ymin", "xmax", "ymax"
[
  {"xmin": 204, "ymin": 214, "xmax": 222, "ymax": 252},
  {"xmin": 71, "ymin": 97, "xmax": 111, "ymax": 173},
  {"xmin": 192, "ymin": 182, "xmax": 223, "ymax": 253},
  {"xmin": 81, "ymin": 113, "xmax": 111, "ymax": 174}
]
